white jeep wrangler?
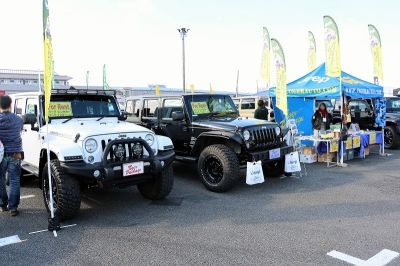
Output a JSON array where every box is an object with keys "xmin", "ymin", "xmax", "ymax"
[{"xmin": 10, "ymin": 88, "xmax": 175, "ymax": 220}]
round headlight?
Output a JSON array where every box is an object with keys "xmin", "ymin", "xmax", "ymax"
[
  {"xmin": 243, "ymin": 130, "xmax": 251, "ymax": 141},
  {"xmin": 145, "ymin": 134, "xmax": 154, "ymax": 146},
  {"xmin": 85, "ymin": 138, "xmax": 97, "ymax": 153},
  {"xmin": 275, "ymin": 126, "xmax": 281, "ymax": 136}
]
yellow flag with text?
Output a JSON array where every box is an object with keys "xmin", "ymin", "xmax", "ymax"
[
  {"xmin": 260, "ymin": 27, "xmax": 270, "ymax": 83},
  {"xmin": 271, "ymin": 39, "xmax": 287, "ymax": 116},
  {"xmin": 324, "ymin": 16, "xmax": 341, "ymax": 77},
  {"xmin": 190, "ymin": 84, "xmax": 194, "ymax": 94},
  {"xmin": 43, "ymin": 0, "xmax": 53, "ymax": 121},
  {"xmin": 368, "ymin": 24, "xmax": 383, "ymax": 83},
  {"xmin": 308, "ymin": 31, "xmax": 316, "ymax": 72},
  {"xmin": 155, "ymin": 84, "xmax": 160, "ymax": 95},
  {"xmin": 209, "ymin": 83, "xmax": 214, "ymax": 94}
]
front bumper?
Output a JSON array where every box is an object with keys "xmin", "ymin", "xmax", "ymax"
[
  {"xmin": 60, "ymin": 138, "xmax": 175, "ymax": 187},
  {"xmin": 247, "ymin": 145, "xmax": 292, "ymax": 162}
]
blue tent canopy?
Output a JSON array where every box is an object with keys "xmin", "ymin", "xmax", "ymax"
[
  {"xmin": 253, "ymin": 90, "xmax": 270, "ymax": 97},
  {"xmin": 268, "ymin": 63, "xmax": 383, "ymax": 99},
  {"xmin": 262, "ymin": 63, "xmax": 384, "ymax": 135}
]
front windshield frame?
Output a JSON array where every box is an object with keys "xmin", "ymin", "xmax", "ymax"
[
  {"xmin": 45, "ymin": 94, "xmax": 121, "ymax": 119},
  {"xmin": 184, "ymin": 95, "xmax": 239, "ymax": 122}
]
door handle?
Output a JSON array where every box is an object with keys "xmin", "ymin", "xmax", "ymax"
[
  {"xmin": 23, "ymin": 129, "xmax": 27, "ymax": 132},
  {"xmin": 161, "ymin": 123, "xmax": 168, "ymax": 127}
]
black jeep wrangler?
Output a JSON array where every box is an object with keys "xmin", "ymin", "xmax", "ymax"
[
  {"xmin": 332, "ymin": 97, "xmax": 400, "ymax": 149},
  {"xmin": 125, "ymin": 94, "xmax": 292, "ymax": 192}
]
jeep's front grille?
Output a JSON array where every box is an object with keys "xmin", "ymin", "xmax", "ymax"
[
  {"xmin": 101, "ymin": 138, "xmax": 146, "ymax": 162},
  {"xmin": 250, "ymin": 128, "xmax": 279, "ymax": 146}
]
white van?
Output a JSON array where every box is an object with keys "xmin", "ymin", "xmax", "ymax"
[{"xmin": 232, "ymin": 96, "xmax": 274, "ymax": 121}]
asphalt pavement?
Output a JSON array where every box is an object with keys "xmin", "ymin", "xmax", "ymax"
[{"xmin": 1, "ymin": 145, "xmax": 400, "ymax": 266}]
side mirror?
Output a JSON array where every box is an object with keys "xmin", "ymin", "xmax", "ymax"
[
  {"xmin": 172, "ymin": 111, "xmax": 185, "ymax": 121},
  {"xmin": 118, "ymin": 111, "xmax": 128, "ymax": 121},
  {"xmin": 22, "ymin": 113, "xmax": 36, "ymax": 125}
]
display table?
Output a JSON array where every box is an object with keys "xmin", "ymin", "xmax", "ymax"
[
  {"xmin": 352, "ymin": 131, "xmax": 383, "ymax": 158},
  {"xmin": 294, "ymin": 136, "xmax": 339, "ymax": 167}
]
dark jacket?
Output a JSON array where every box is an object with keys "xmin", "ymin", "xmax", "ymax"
[
  {"xmin": 254, "ymin": 107, "xmax": 269, "ymax": 120},
  {"xmin": 0, "ymin": 112, "xmax": 23, "ymax": 154},
  {"xmin": 312, "ymin": 110, "xmax": 330, "ymax": 130}
]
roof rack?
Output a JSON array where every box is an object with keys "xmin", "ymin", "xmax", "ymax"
[{"xmin": 50, "ymin": 87, "xmax": 116, "ymax": 96}]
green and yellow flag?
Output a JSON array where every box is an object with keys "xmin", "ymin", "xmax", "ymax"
[
  {"xmin": 308, "ymin": 31, "xmax": 316, "ymax": 72},
  {"xmin": 103, "ymin": 64, "xmax": 107, "ymax": 90},
  {"xmin": 43, "ymin": 0, "xmax": 53, "ymax": 122},
  {"xmin": 368, "ymin": 24, "xmax": 383, "ymax": 84},
  {"xmin": 323, "ymin": 16, "xmax": 341, "ymax": 77},
  {"xmin": 155, "ymin": 84, "xmax": 160, "ymax": 95},
  {"xmin": 260, "ymin": 27, "xmax": 270, "ymax": 84},
  {"xmin": 271, "ymin": 38, "xmax": 287, "ymax": 116},
  {"xmin": 190, "ymin": 84, "xmax": 194, "ymax": 94},
  {"xmin": 209, "ymin": 83, "xmax": 214, "ymax": 94}
]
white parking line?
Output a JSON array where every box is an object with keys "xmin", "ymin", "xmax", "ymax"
[
  {"xmin": 328, "ymin": 249, "xmax": 400, "ymax": 266},
  {"xmin": 20, "ymin": 195, "xmax": 35, "ymax": 199},
  {"xmin": 0, "ymin": 235, "xmax": 22, "ymax": 247}
]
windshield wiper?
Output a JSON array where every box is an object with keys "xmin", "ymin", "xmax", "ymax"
[
  {"xmin": 96, "ymin": 116, "xmax": 105, "ymax": 121},
  {"xmin": 62, "ymin": 118, "xmax": 73, "ymax": 124}
]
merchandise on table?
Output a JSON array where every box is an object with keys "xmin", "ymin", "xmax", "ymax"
[
  {"xmin": 300, "ymin": 153, "xmax": 317, "ymax": 163},
  {"xmin": 317, "ymin": 152, "xmax": 336, "ymax": 162}
]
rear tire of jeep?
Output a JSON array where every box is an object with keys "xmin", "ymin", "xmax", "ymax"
[
  {"xmin": 42, "ymin": 160, "xmax": 81, "ymax": 221},
  {"xmin": 384, "ymin": 126, "xmax": 400, "ymax": 150},
  {"xmin": 262, "ymin": 157, "xmax": 285, "ymax": 178},
  {"xmin": 198, "ymin": 144, "xmax": 240, "ymax": 193},
  {"xmin": 137, "ymin": 164, "xmax": 174, "ymax": 200}
]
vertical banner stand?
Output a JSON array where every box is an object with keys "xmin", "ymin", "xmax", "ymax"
[{"xmin": 338, "ymin": 78, "xmax": 348, "ymax": 167}]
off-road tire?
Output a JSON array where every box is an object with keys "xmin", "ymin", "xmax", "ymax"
[
  {"xmin": 384, "ymin": 126, "xmax": 400, "ymax": 149},
  {"xmin": 42, "ymin": 160, "xmax": 81, "ymax": 221},
  {"xmin": 198, "ymin": 144, "xmax": 240, "ymax": 192},
  {"xmin": 262, "ymin": 157, "xmax": 285, "ymax": 177},
  {"xmin": 137, "ymin": 164, "xmax": 174, "ymax": 200}
]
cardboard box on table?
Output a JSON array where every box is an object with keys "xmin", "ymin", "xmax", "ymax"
[{"xmin": 317, "ymin": 152, "xmax": 336, "ymax": 162}]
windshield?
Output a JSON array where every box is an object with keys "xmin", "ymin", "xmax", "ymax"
[
  {"xmin": 46, "ymin": 94, "xmax": 120, "ymax": 118},
  {"xmin": 386, "ymin": 98, "xmax": 400, "ymax": 113},
  {"xmin": 316, "ymin": 100, "xmax": 333, "ymax": 108},
  {"xmin": 184, "ymin": 95, "xmax": 238, "ymax": 122}
]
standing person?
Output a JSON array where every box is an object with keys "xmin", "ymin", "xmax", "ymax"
[
  {"xmin": 312, "ymin": 102, "xmax": 330, "ymax": 138},
  {"xmin": 254, "ymin": 99, "xmax": 269, "ymax": 120},
  {"xmin": 0, "ymin": 95, "xmax": 23, "ymax": 216}
]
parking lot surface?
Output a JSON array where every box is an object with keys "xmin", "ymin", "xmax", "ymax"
[{"xmin": 1, "ymin": 146, "xmax": 400, "ymax": 265}]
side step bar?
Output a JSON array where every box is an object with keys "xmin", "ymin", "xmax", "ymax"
[{"xmin": 175, "ymin": 156, "xmax": 198, "ymax": 163}]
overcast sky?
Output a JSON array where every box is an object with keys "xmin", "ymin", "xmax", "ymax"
[{"xmin": 0, "ymin": 0, "xmax": 399, "ymax": 93}]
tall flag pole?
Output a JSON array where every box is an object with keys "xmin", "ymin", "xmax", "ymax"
[
  {"xmin": 308, "ymin": 31, "xmax": 316, "ymax": 72},
  {"xmin": 260, "ymin": 27, "xmax": 271, "ymax": 90},
  {"xmin": 86, "ymin": 71, "xmax": 89, "ymax": 90},
  {"xmin": 368, "ymin": 24, "xmax": 383, "ymax": 85},
  {"xmin": 324, "ymin": 15, "xmax": 344, "ymax": 165},
  {"xmin": 209, "ymin": 83, "xmax": 214, "ymax": 94},
  {"xmin": 271, "ymin": 38, "xmax": 288, "ymax": 117},
  {"xmin": 155, "ymin": 84, "xmax": 160, "ymax": 95},
  {"xmin": 103, "ymin": 64, "xmax": 107, "ymax": 90},
  {"xmin": 43, "ymin": 0, "xmax": 58, "ymax": 237}
]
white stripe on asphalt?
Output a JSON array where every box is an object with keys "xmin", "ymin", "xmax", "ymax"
[
  {"xmin": 0, "ymin": 235, "xmax": 22, "ymax": 247},
  {"xmin": 20, "ymin": 195, "xmax": 35, "ymax": 199}
]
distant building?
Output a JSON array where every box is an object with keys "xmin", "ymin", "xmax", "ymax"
[{"xmin": 0, "ymin": 69, "xmax": 71, "ymax": 94}]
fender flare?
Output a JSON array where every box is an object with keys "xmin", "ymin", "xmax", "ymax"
[
  {"xmin": 191, "ymin": 131, "xmax": 243, "ymax": 156},
  {"xmin": 40, "ymin": 140, "xmax": 84, "ymax": 162}
]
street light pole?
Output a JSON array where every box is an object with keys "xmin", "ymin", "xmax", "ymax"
[{"xmin": 178, "ymin": 28, "xmax": 189, "ymax": 94}]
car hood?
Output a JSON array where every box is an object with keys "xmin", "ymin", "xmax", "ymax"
[
  {"xmin": 194, "ymin": 117, "xmax": 278, "ymax": 131},
  {"xmin": 47, "ymin": 119, "xmax": 152, "ymax": 140},
  {"xmin": 386, "ymin": 112, "xmax": 400, "ymax": 120}
]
